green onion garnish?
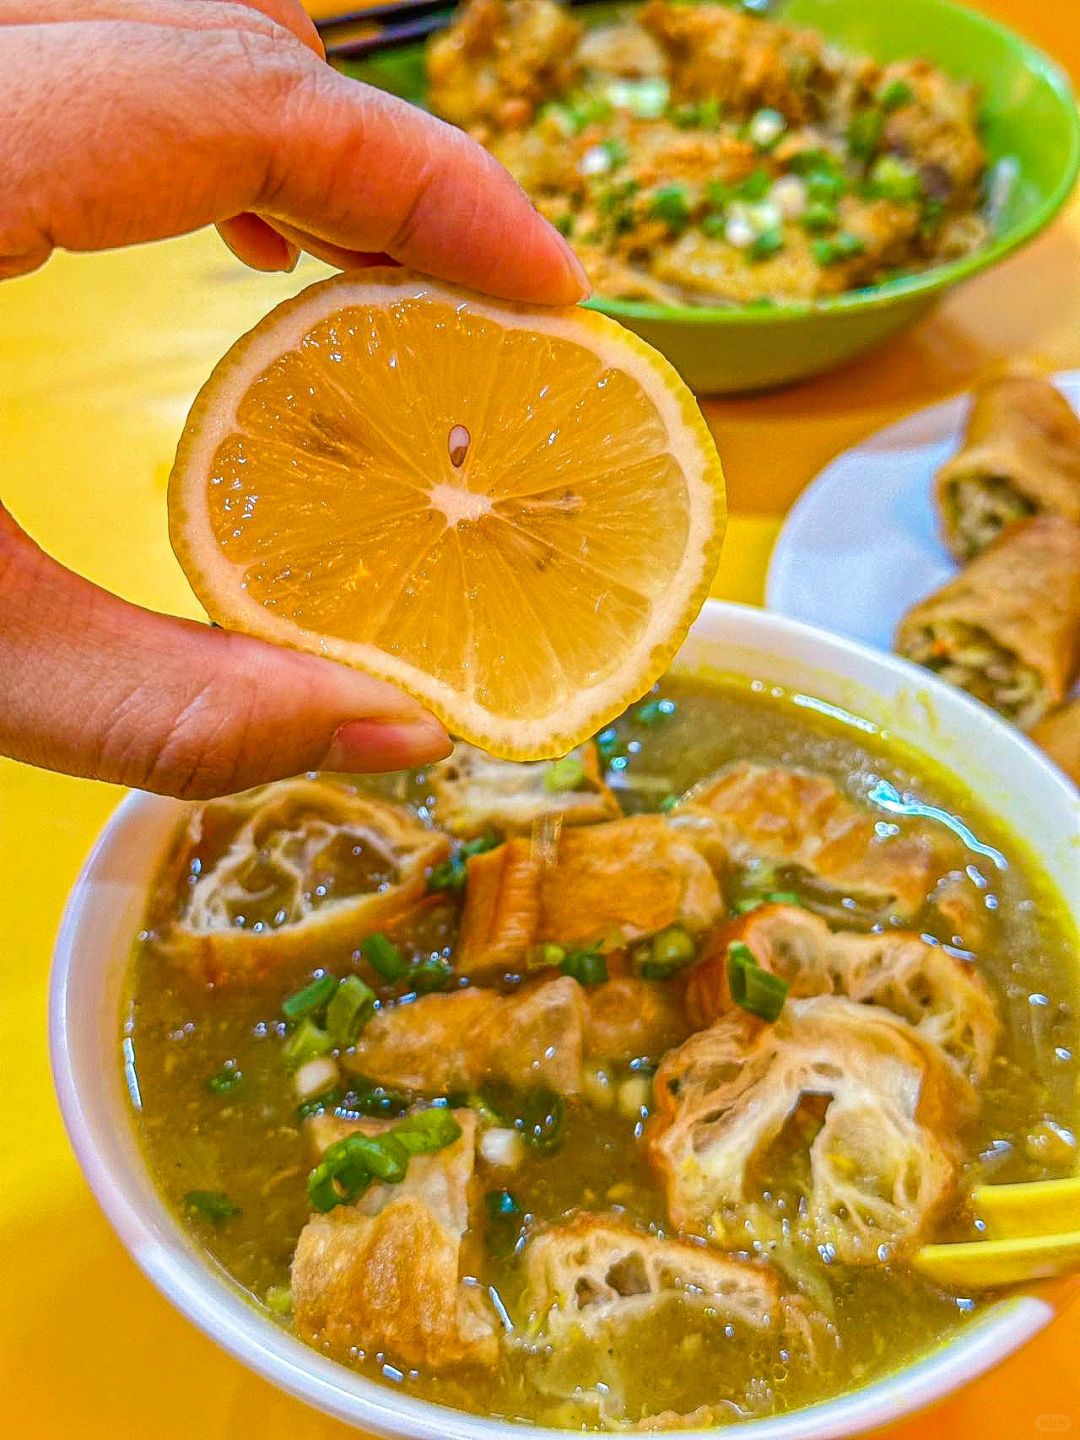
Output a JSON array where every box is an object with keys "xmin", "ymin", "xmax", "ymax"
[
  {"xmin": 879, "ymin": 79, "xmax": 914, "ymax": 111},
  {"xmin": 812, "ymin": 232, "xmax": 866, "ymax": 266},
  {"xmin": 560, "ymin": 945, "xmax": 609, "ymax": 986},
  {"xmin": 296, "ymin": 1087, "xmax": 343, "ymax": 1121},
  {"xmin": 633, "ymin": 696, "xmax": 676, "ymax": 727},
  {"xmin": 800, "ymin": 200, "xmax": 838, "ymax": 233},
  {"xmin": 554, "ymin": 212, "xmax": 574, "ymax": 238},
  {"xmin": 411, "ymin": 956, "xmax": 454, "ymax": 993},
  {"xmin": 207, "ymin": 1062, "xmax": 243, "ymax": 1095},
  {"xmin": 282, "ymin": 973, "xmax": 337, "ymax": 1021},
  {"xmin": 281, "ymin": 1016, "xmax": 334, "ymax": 1071},
  {"xmin": 847, "ymin": 108, "xmax": 884, "ymax": 161},
  {"xmin": 638, "ymin": 925, "xmax": 696, "ymax": 979},
  {"xmin": 326, "ymin": 975, "xmax": 376, "ymax": 1047},
  {"xmin": 517, "ymin": 1088, "xmax": 565, "ymax": 1152},
  {"xmin": 602, "ymin": 137, "xmax": 629, "ymax": 169},
  {"xmin": 343, "ymin": 1075, "xmax": 414, "ymax": 1118},
  {"xmin": 427, "ymin": 835, "xmax": 500, "ymax": 894},
  {"xmin": 544, "ymin": 754, "xmax": 586, "ymax": 793},
  {"xmin": 739, "ymin": 168, "xmax": 772, "ymax": 201},
  {"xmin": 749, "ymin": 227, "xmax": 784, "ymax": 262},
  {"xmin": 530, "ymin": 941, "xmax": 567, "ymax": 970},
  {"xmin": 865, "ymin": 153, "xmax": 922, "ymax": 202},
  {"xmin": 264, "ymin": 1285, "xmax": 292, "ymax": 1316},
  {"xmin": 701, "ymin": 212, "xmax": 727, "ymax": 239},
  {"xmin": 184, "ymin": 1190, "xmax": 240, "ymax": 1225},
  {"xmin": 361, "ymin": 932, "xmax": 408, "ymax": 982},
  {"xmin": 658, "ymin": 793, "xmax": 679, "ymax": 812},
  {"xmin": 393, "ymin": 1107, "xmax": 463, "ymax": 1155},
  {"xmin": 727, "ymin": 941, "xmax": 789, "ymax": 1022},
  {"xmin": 733, "ymin": 890, "xmax": 804, "ymax": 914},
  {"xmin": 649, "ymin": 185, "xmax": 692, "ymax": 234}
]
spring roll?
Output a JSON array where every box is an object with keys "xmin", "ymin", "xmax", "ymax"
[
  {"xmin": 1029, "ymin": 698, "xmax": 1080, "ymax": 787},
  {"xmin": 895, "ymin": 514, "xmax": 1080, "ymax": 727},
  {"xmin": 935, "ymin": 364, "xmax": 1080, "ymax": 560}
]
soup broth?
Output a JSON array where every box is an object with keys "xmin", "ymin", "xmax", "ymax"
[{"xmin": 124, "ymin": 675, "xmax": 1078, "ymax": 1428}]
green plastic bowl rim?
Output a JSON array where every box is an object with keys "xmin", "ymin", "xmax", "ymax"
[{"xmin": 578, "ymin": 0, "xmax": 1080, "ymax": 328}]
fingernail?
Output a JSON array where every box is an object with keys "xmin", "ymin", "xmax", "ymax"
[{"xmin": 322, "ymin": 718, "xmax": 453, "ymax": 774}]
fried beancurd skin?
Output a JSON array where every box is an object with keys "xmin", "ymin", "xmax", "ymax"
[
  {"xmin": 292, "ymin": 1110, "xmax": 498, "ymax": 1369},
  {"xmin": 685, "ymin": 903, "xmax": 999, "ymax": 1081},
  {"xmin": 649, "ymin": 996, "xmax": 976, "ymax": 1264},
  {"xmin": 150, "ymin": 778, "xmax": 451, "ymax": 985}
]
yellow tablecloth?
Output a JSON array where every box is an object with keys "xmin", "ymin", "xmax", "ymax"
[{"xmin": 2, "ymin": 0, "xmax": 1079, "ymax": 1433}]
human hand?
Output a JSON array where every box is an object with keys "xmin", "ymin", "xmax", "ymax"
[{"xmin": 0, "ymin": 0, "xmax": 587, "ymax": 798}]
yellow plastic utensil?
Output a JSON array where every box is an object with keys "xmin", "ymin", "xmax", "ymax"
[{"xmin": 913, "ymin": 1176, "xmax": 1080, "ymax": 1289}]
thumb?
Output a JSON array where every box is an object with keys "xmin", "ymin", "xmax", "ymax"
[{"xmin": 0, "ymin": 507, "xmax": 451, "ymax": 799}]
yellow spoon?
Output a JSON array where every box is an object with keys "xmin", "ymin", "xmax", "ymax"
[{"xmin": 913, "ymin": 1176, "xmax": 1080, "ymax": 1289}]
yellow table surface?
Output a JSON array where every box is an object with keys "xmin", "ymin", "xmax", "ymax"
[{"xmin": 2, "ymin": 1, "xmax": 1079, "ymax": 1433}]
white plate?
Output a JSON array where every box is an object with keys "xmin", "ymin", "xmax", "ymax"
[{"xmin": 766, "ymin": 371, "xmax": 1080, "ymax": 652}]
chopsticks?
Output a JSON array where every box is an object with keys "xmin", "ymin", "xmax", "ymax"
[
  {"xmin": 316, "ymin": 1, "xmax": 457, "ymax": 61},
  {"xmin": 316, "ymin": 0, "xmax": 601, "ymax": 63}
]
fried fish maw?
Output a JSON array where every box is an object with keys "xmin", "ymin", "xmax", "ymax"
[
  {"xmin": 936, "ymin": 364, "xmax": 1080, "ymax": 561},
  {"xmin": 1029, "ymin": 696, "xmax": 1080, "ymax": 786},
  {"xmin": 895, "ymin": 514, "xmax": 1080, "ymax": 727}
]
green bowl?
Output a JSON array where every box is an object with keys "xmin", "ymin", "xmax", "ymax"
[{"xmin": 348, "ymin": 0, "xmax": 1080, "ymax": 393}]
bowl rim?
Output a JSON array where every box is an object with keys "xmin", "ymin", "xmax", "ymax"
[
  {"xmin": 565, "ymin": 0, "xmax": 1080, "ymax": 328},
  {"xmin": 48, "ymin": 599, "xmax": 1079, "ymax": 1440}
]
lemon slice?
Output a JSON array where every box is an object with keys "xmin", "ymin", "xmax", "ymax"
[{"xmin": 168, "ymin": 270, "xmax": 726, "ymax": 758}]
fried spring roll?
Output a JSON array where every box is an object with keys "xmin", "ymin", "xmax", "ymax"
[
  {"xmin": 1029, "ymin": 698, "xmax": 1080, "ymax": 787},
  {"xmin": 895, "ymin": 514, "xmax": 1080, "ymax": 727},
  {"xmin": 935, "ymin": 365, "xmax": 1080, "ymax": 560}
]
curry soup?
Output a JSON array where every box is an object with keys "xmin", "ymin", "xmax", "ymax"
[{"xmin": 123, "ymin": 674, "xmax": 1078, "ymax": 1429}]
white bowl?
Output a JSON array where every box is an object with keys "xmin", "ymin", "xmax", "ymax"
[{"xmin": 50, "ymin": 600, "xmax": 1080, "ymax": 1439}]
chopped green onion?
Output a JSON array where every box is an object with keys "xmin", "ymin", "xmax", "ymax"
[
  {"xmin": 554, "ymin": 212, "xmax": 574, "ymax": 238},
  {"xmin": 427, "ymin": 835, "xmax": 499, "ymax": 894},
  {"xmin": 602, "ymin": 137, "xmax": 629, "ymax": 168},
  {"xmin": 848, "ymin": 108, "xmax": 884, "ymax": 161},
  {"xmin": 344, "ymin": 1075, "xmax": 414, "ymax": 1118},
  {"xmin": 733, "ymin": 889, "xmax": 803, "ymax": 914},
  {"xmin": 296, "ymin": 1086, "xmax": 343, "ymax": 1121},
  {"xmin": 788, "ymin": 148, "xmax": 840, "ymax": 176},
  {"xmin": 411, "ymin": 956, "xmax": 454, "ymax": 993},
  {"xmin": 749, "ymin": 227, "xmax": 784, "ymax": 262},
  {"xmin": 812, "ymin": 232, "xmax": 866, "ymax": 265},
  {"xmin": 705, "ymin": 179, "xmax": 731, "ymax": 210},
  {"xmin": 649, "ymin": 185, "xmax": 692, "ymax": 234},
  {"xmin": 879, "ymin": 79, "xmax": 914, "ymax": 111},
  {"xmin": 393, "ymin": 1107, "xmax": 463, "ymax": 1155},
  {"xmin": 805, "ymin": 168, "xmax": 848, "ymax": 204},
  {"xmin": 530, "ymin": 941, "xmax": 567, "ymax": 970},
  {"xmin": 517, "ymin": 1088, "xmax": 565, "ymax": 1152},
  {"xmin": 633, "ymin": 696, "xmax": 676, "ymax": 727},
  {"xmin": 281, "ymin": 1016, "xmax": 334, "ymax": 1071},
  {"xmin": 282, "ymin": 973, "xmax": 337, "ymax": 1021},
  {"xmin": 650, "ymin": 925, "xmax": 697, "ymax": 972},
  {"xmin": 264, "ymin": 1285, "xmax": 292, "ymax": 1316},
  {"xmin": 727, "ymin": 941, "xmax": 789, "ymax": 1022},
  {"xmin": 184, "ymin": 1190, "xmax": 240, "ymax": 1225},
  {"xmin": 467, "ymin": 1091, "xmax": 504, "ymax": 1124},
  {"xmin": 658, "ymin": 793, "xmax": 679, "ymax": 812},
  {"xmin": 866, "ymin": 153, "xmax": 922, "ymax": 202},
  {"xmin": 361, "ymin": 932, "xmax": 408, "ymax": 982},
  {"xmin": 560, "ymin": 945, "xmax": 609, "ymax": 986},
  {"xmin": 326, "ymin": 975, "xmax": 376, "ymax": 1047},
  {"xmin": 739, "ymin": 168, "xmax": 772, "ymax": 201},
  {"xmin": 544, "ymin": 754, "xmax": 586, "ymax": 793},
  {"xmin": 800, "ymin": 199, "xmax": 838, "ymax": 233},
  {"xmin": 701, "ymin": 213, "xmax": 727, "ymax": 238},
  {"xmin": 206, "ymin": 1062, "xmax": 243, "ymax": 1095}
]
